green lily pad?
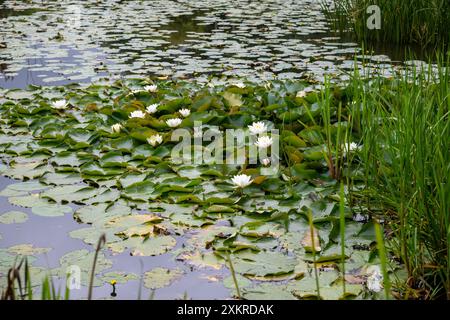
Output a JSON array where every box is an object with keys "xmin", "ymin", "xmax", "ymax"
[
  {"xmin": 101, "ymin": 271, "xmax": 139, "ymax": 284},
  {"xmin": 7, "ymin": 244, "xmax": 51, "ymax": 256},
  {"xmin": 74, "ymin": 202, "xmax": 131, "ymax": 225},
  {"xmin": 241, "ymin": 283, "xmax": 296, "ymax": 300},
  {"xmin": 40, "ymin": 185, "xmax": 98, "ymax": 203},
  {"xmin": 56, "ymin": 249, "xmax": 113, "ymax": 287},
  {"xmin": 143, "ymin": 267, "xmax": 184, "ymax": 289},
  {"xmin": 0, "ymin": 210, "xmax": 29, "ymax": 224},
  {"xmin": 108, "ymin": 235, "xmax": 176, "ymax": 256},
  {"xmin": 229, "ymin": 250, "xmax": 297, "ymax": 277},
  {"xmin": 32, "ymin": 203, "xmax": 73, "ymax": 217},
  {"xmin": 0, "ymin": 181, "xmax": 49, "ymax": 197}
]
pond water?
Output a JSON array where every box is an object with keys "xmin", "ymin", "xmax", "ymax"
[
  {"xmin": 0, "ymin": 0, "xmax": 428, "ymax": 90},
  {"xmin": 0, "ymin": 174, "xmax": 232, "ymax": 300},
  {"xmin": 0, "ymin": 0, "xmax": 418, "ymax": 300}
]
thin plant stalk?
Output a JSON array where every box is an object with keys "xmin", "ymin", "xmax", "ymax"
[
  {"xmin": 308, "ymin": 210, "xmax": 321, "ymax": 299},
  {"xmin": 226, "ymin": 251, "xmax": 241, "ymax": 299},
  {"xmin": 375, "ymin": 222, "xmax": 391, "ymax": 299},
  {"xmin": 88, "ymin": 234, "xmax": 106, "ymax": 300},
  {"xmin": 339, "ymin": 182, "xmax": 346, "ymax": 294}
]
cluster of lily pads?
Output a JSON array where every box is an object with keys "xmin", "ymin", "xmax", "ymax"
[{"xmin": 0, "ymin": 78, "xmax": 402, "ymax": 299}]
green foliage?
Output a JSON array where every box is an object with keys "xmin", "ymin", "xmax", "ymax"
[
  {"xmin": 2, "ymin": 73, "xmax": 446, "ymax": 299},
  {"xmin": 340, "ymin": 61, "xmax": 450, "ymax": 299},
  {"xmin": 323, "ymin": 0, "xmax": 450, "ymax": 48}
]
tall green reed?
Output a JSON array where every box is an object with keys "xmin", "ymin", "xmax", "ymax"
[
  {"xmin": 322, "ymin": 0, "xmax": 450, "ymax": 48},
  {"xmin": 342, "ymin": 57, "xmax": 450, "ymax": 298}
]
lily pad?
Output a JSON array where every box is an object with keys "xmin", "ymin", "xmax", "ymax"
[
  {"xmin": 0, "ymin": 210, "xmax": 29, "ymax": 224},
  {"xmin": 143, "ymin": 267, "xmax": 184, "ymax": 289},
  {"xmin": 101, "ymin": 271, "xmax": 139, "ymax": 284},
  {"xmin": 108, "ymin": 235, "xmax": 176, "ymax": 256},
  {"xmin": 229, "ymin": 250, "xmax": 297, "ymax": 277},
  {"xmin": 32, "ymin": 203, "xmax": 73, "ymax": 217},
  {"xmin": 7, "ymin": 244, "xmax": 51, "ymax": 256}
]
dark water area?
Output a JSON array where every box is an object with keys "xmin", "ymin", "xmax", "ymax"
[
  {"xmin": 0, "ymin": 0, "xmax": 430, "ymax": 90},
  {"xmin": 0, "ymin": 7, "xmax": 41, "ymax": 19}
]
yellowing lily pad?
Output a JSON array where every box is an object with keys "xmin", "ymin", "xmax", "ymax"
[
  {"xmin": 143, "ymin": 267, "xmax": 184, "ymax": 289},
  {"xmin": 101, "ymin": 271, "xmax": 139, "ymax": 284},
  {"xmin": 7, "ymin": 244, "xmax": 51, "ymax": 256},
  {"xmin": 301, "ymin": 226, "xmax": 322, "ymax": 253},
  {"xmin": 108, "ymin": 235, "xmax": 176, "ymax": 256},
  {"xmin": 0, "ymin": 210, "xmax": 29, "ymax": 224},
  {"xmin": 32, "ymin": 203, "xmax": 73, "ymax": 217}
]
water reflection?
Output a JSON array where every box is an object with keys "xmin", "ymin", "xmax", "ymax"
[
  {"xmin": 161, "ymin": 11, "xmax": 215, "ymax": 46},
  {"xmin": 0, "ymin": 0, "xmax": 412, "ymax": 89},
  {"xmin": 0, "ymin": 176, "xmax": 231, "ymax": 299}
]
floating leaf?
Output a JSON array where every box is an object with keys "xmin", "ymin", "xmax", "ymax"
[
  {"xmin": 32, "ymin": 203, "xmax": 72, "ymax": 217},
  {"xmin": 0, "ymin": 210, "xmax": 29, "ymax": 224},
  {"xmin": 301, "ymin": 226, "xmax": 322, "ymax": 253},
  {"xmin": 229, "ymin": 250, "xmax": 297, "ymax": 277},
  {"xmin": 143, "ymin": 267, "xmax": 183, "ymax": 289},
  {"xmin": 108, "ymin": 235, "xmax": 176, "ymax": 256},
  {"xmin": 101, "ymin": 271, "xmax": 139, "ymax": 284},
  {"xmin": 7, "ymin": 244, "xmax": 51, "ymax": 256}
]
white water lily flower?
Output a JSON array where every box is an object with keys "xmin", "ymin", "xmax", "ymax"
[
  {"xmin": 261, "ymin": 158, "xmax": 271, "ymax": 167},
  {"xmin": 52, "ymin": 99, "xmax": 67, "ymax": 110},
  {"xmin": 255, "ymin": 136, "xmax": 273, "ymax": 149},
  {"xmin": 179, "ymin": 108, "xmax": 191, "ymax": 117},
  {"xmin": 343, "ymin": 142, "xmax": 361, "ymax": 156},
  {"xmin": 347, "ymin": 142, "xmax": 360, "ymax": 152},
  {"xmin": 296, "ymin": 90, "xmax": 307, "ymax": 98},
  {"xmin": 166, "ymin": 118, "xmax": 182, "ymax": 128},
  {"xmin": 233, "ymin": 82, "xmax": 246, "ymax": 89},
  {"xmin": 129, "ymin": 110, "xmax": 146, "ymax": 119},
  {"xmin": 144, "ymin": 85, "xmax": 158, "ymax": 92},
  {"xmin": 248, "ymin": 121, "xmax": 267, "ymax": 135},
  {"xmin": 231, "ymin": 174, "xmax": 253, "ymax": 188},
  {"xmin": 111, "ymin": 123, "xmax": 123, "ymax": 133},
  {"xmin": 146, "ymin": 104, "xmax": 159, "ymax": 114},
  {"xmin": 147, "ymin": 134, "xmax": 163, "ymax": 147},
  {"xmin": 366, "ymin": 265, "xmax": 383, "ymax": 293}
]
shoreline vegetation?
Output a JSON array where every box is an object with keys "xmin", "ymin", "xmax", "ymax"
[
  {"xmin": 322, "ymin": 0, "xmax": 450, "ymax": 50},
  {"xmin": 1, "ymin": 56, "xmax": 448, "ymax": 299}
]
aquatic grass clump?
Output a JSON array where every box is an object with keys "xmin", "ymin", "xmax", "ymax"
[
  {"xmin": 340, "ymin": 62, "xmax": 450, "ymax": 299},
  {"xmin": 323, "ymin": 0, "xmax": 450, "ymax": 48}
]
